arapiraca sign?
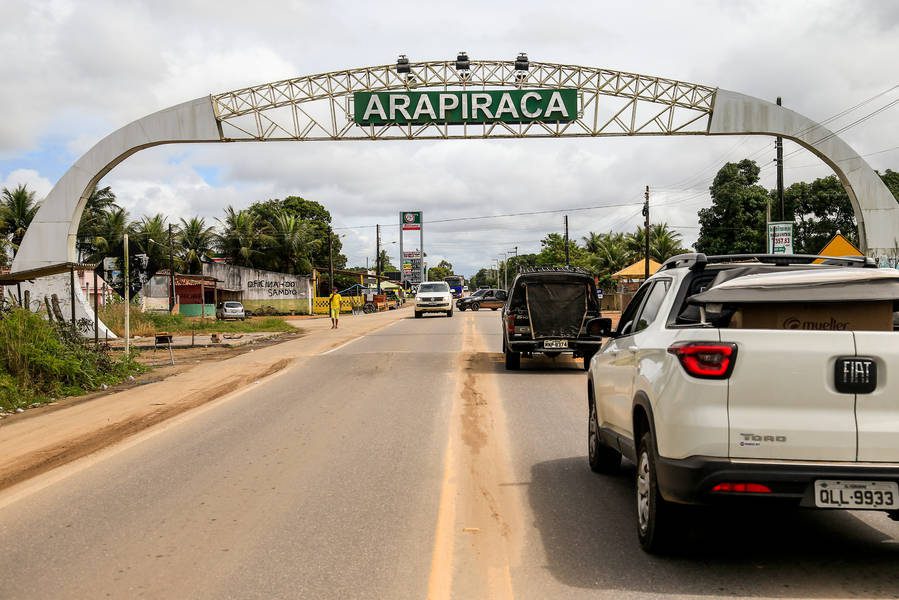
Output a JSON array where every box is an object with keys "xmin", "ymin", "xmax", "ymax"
[{"xmin": 354, "ymin": 89, "xmax": 577, "ymax": 126}]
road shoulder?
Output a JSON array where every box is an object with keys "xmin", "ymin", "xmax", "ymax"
[{"xmin": 0, "ymin": 308, "xmax": 410, "ymax": 493}]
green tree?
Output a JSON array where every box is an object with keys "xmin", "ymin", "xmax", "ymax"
[
  {"xmin": 374, "ymin": 249, "xmax": 397, "ymax": 273},
  {"xmin": 783, "ymin": 175, "xmax": 857, "ymax": 254},
  {"xmin": 216, "ymin": 206, "xmax": 271, "ymax": 267},
  {"xmin": 177, "ymin": 217, "xmax": 216, "ymax": 274},
  {"xmin": 77, "ymin": 185, "xmax": 118, "ymax": 260},
  {"xmin": 82, "ymin": 206, "xmax": 129, "ymax": 264},
  {"xmin": 880, "ymin": 169, "xmax": 899, "ymax": 201},
  {"xmin": 129, "ymin": 214, "xmax": 170, "ymax": 276},
  {"xmin": 0, "ymin": 184, "xmax": 40, "ymax": 254},
  {"xmin": 428, "ymin": 259, "xmax": 454, "ymax": 281},
  {"xmin": 468, "ymin": 267, "xmax": 493, "ymax": 289},
  {"xmin": 582, "ymin": 231, "xmax": 604, "ymax": 254},
  {"xmin": 695, "ymin": 159, "xmax": 770, "ymax": 254},
  {"xmin": 587, "ymin": 231, "xmax": 631, "ymax": 276},
  {"xmin": 535, "ymin": 233, "xmax": 590, "ymax": 268},
  {"xmin": 267, "ymin": 211, "xmax": 317, "ymax": 274},
  {"xmin": 248, "ymin": 196, "xmax": 344, "ymax": 272},
  {"xmin": 648, "ymin": 223, "xmax": 688, "ymax": 262}
]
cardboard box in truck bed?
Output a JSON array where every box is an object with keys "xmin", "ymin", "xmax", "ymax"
[{"xmin": 729, "ymin": 301, "xmax": 893, "ymax": 331}]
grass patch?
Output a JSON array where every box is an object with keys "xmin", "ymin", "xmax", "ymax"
[
  {"xmin": 98, "ymin": 303, "xmax": 294, "ymax": 337},
  {"xmin": 0, "ymin": 308, "xmax": 144, "ymax": 412}
]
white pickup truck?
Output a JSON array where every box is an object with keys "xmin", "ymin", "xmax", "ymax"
[{"xmin": 586, "ymin": 253, "xmax": 899, "ymax": 553}]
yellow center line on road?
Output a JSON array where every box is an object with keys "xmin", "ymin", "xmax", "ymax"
[{"xmin": 426, "ymin": 314, "xmax": 518, "ymax": 600}]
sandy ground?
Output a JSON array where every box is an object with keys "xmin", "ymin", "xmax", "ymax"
[{"xmin": 0, "ymin": 307, "xmax": 411, "ymax": 492}]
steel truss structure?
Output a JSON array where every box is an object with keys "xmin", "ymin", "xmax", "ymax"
[{"xmin": 212, "ymin": 61, "xmax": 717, "ymax": 141}]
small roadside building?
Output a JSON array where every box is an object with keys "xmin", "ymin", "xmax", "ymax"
[
  {"xmin": 607, "ymin": 258, "xmax": 663, "ymax": 311},
  {"xmin": 143, "ymin": 271, "xmax": 220, "ymax": 317}
]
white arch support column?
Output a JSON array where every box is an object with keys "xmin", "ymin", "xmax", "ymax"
[
  {"xmin": 12, "ymin": 97, "xmax": 220, "ymax": 337},
  {"xmin": 709, "ymin": 89, "xmax": 899, "ymax": 261}
]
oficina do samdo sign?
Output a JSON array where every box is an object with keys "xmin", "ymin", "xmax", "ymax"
[{"xmin": 353, "ymin": 89, "xmax": 577, "ymax": 126}]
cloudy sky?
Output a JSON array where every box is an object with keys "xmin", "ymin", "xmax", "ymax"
[{"xmin": 1, "ymin": 0, "xmax": 898, "ymax": 276}]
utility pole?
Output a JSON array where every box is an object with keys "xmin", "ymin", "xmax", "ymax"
[
  {"xmin": 124, "ymin": 232, "xmax": 130, "ymax": 354},
  {"xmin": 776, "ymin": 97, "xmax": 785, "ymax": 220},
  {"xmin": 643, "ymin": 186, "xmax": 650, "ymax": 279},
  {"xmin": 328, "ymin": 226, "xmax": 334, "ymax": 294},
  {"xmin": 376, "ymin": 224, "xmax": 381, "ymax": 293},
  {"xmin": 510, "ymin": 246, "xmax": 518, "ymax": 282},
  {"xmin": 563, "ymin": 215, "xmax": 570, "ymax": 267},
  {"xmin": 168, "ymin": 223, "xmax": 176, "ymax": 312}
]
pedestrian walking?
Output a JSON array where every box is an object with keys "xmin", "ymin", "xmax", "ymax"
[{"xmin": 329, "ymin": 287, "xmax": 342, "ymax": 329}]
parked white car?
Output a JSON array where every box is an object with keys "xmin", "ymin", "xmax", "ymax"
[
  {"xmin": 216, "ymin": 301, "xmax": 246, "ymax": 320},
  {"xmin": 414, "ymin": 281, "xmax": 453, "ymax": 318},
  {"xmin": 586, "ymin": 253, "xmax": 899, "ymax": 553}
]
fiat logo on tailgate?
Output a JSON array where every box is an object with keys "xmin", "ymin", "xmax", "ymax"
[{"xmin": 835, "ymin": 357, "xmax": 877, "ymax": 394}]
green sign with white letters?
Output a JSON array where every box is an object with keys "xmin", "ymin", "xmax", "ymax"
[{"xmin": 353, "ymin": 89, "xmax": 577, "ymax": 126}]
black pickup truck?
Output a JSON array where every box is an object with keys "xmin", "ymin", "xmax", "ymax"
[{"xmin": 501, "ymin": 268, "xmax": 604, "ymax": 370}]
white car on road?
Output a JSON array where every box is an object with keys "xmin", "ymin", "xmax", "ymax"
[
  {"xmin": 587, "ymin": 253, "xmax": 899, "ymax": 553},
  {"xmin": 415, "ymin": 281, "xmax": 453, "ymax": 318}
]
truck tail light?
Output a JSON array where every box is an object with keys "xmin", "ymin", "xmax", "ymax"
[
  {"xmin": 711, "ymin": 482, "xmax": 771, "ymax": 494},
  {"xmin": 668, "ymin": 342, "xmax": 737, "ymax": 379},
  {"xmin": 507, "ymin": 314, "xmax": 516, "ymax": 335}
]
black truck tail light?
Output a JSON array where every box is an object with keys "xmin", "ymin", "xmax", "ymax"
[{"xmin": 668, "ymin": 342, "xmax": 737, "ymax": 379}]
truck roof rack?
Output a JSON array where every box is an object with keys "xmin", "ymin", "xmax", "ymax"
[
  {"xmin": 660, "ymin": 253, "xmax": 708, "ymax": 272},
  {"xmin": 517, "ymin": 265, "xmax": 591, "ymax": 275},
  {"xmin": 659, "ymin": 253, "xmax": 875, "ymax": 272}
]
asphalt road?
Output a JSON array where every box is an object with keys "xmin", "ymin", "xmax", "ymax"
[{"xmin": 1, "ymin": 310, "xmax": 898, "ymax": 599}]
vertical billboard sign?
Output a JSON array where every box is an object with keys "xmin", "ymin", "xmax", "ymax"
[
  {"xmin": 767, "ymin": 221, "xmax": 794, "ymax": 254},
  {"xmin": 399, "ymin": 212, "xmax": 424, "ymax": 285}
]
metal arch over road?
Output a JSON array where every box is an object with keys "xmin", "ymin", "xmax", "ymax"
[
  {"xmin": 12, "ymin": 59, "xmax": 899, "ymax": 335},
  {"xmin": 212, "ymin": 61, "xmax": 717, "ymax": 140}
]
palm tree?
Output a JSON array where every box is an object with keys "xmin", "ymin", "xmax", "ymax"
[
  {"xmin": 82, "ymin": 206, "xmax": 129, "ymax": 264},
  {"xmin": 216, "ymin": 206, "xmax": 270, "ymax": 267},
  {"xmin": 0, "ymin": 184, "xmax": 40, "ymax": 254},
  {"xmin": 267, "ymin": 211, "xmax": 312, "ymax": 274},
  {"xmin": 129, "ymin": 214, "xmax": 170, "ymax": 275},
  {"xmin": 77, "ymin": 185, "xmax": 119, "ymax": 261},
  {"xmin": 177, "ymin": 217, "xmax": 216, "ymax": 274},
  {"xmin": 589, "ymin": 231, "xmax": 632, "ymax": 275},
  {"xmin": 649, "ymin": 223, "xmax": 688, "ymax": 262},
  {"xmin": 582, "ymin": 231, "xmax": 603, "ymax": 254}
]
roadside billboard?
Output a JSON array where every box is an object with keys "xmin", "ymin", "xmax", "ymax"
[{"xmin": 767, "ymin": 221, "xmax": 794, "ymax": 254}]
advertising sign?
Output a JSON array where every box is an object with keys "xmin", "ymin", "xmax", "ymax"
[
  {"xmin": 401, "ymin": 211, "xmax": 422, "ymax": 231},
  {"xmin": 767, "ymin": 221, "xmax": 794, "ymax": 254},
  {"xmin": 400, "ymin": 211, "xmax": 424, "ymax": 286},
  {"xmin": 354, "ymin": 89, "xmax": 577, "ymax": 126}
]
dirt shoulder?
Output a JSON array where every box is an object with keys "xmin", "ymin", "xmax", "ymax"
[{"xmin": 0, "ymin": 307, "xmax": 411, "ymax": 493}]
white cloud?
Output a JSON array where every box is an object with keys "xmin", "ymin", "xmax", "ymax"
[{"xmin": 0, "ymin": 169, "xmax": 54, "ymax": 199}]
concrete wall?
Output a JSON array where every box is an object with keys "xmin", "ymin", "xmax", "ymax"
[{"xmin": 203, "ymin": 263, "xmax": 312, "ymax": 315}]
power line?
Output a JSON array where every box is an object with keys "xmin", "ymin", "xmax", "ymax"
[{"xmin": 332, "ymin": 198, "xmax": 649, "ymax": 231}]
